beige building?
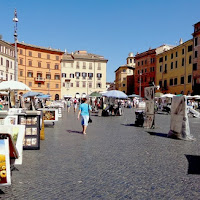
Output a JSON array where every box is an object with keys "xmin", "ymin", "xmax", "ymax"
[
  {"xmin": 0, "ymin": 39, "xmax": 15, "ymax": 82},
  {"xmin": 115, "ymin": 53, "xmax": 135, "ymax": 94},
  {"xmin": 61, "ymin": 50, "xmax": 108, "ymax": 98}
]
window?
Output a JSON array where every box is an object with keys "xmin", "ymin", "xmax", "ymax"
[
  {"xmin": 160, "ymin": 65, "xmax": 162, "ymax": 72},
  {"xmin": 152, "ymin": 67, "xmax": 155, "ymax": 72},
  {"xmin": 98, "ymin": 63, "xmax": 101, "ymax": 70},
  {"xmin": 38, "ymin": 83, "xmax": 41, "ymax": 87},
  {"xmin": 47, "ymin": 63, "xmax": 50, "ymax": 69},
  {"xmin": 20, "ymin": 71, "xmax": 23, "ymax": 76},
  {"xmin": 123, "ymin": 69, "xmax": 126, "ymax": 72},
  {"xmin": 175, "ymin": 61, "xmax": 178, "ymax": 68},
  {"xmin": 62, "ymin": 73, "xmax": 66, "ymax": 78},
  {"xmin": 56, "ymin": 56, "xmax": 59, "ymax": 61},
  {"xmin": 29, "ymin": 82, "xmax": 32, "ymax": 87},
  {"xmin": 6, "ymin": 60, "xmax": 9, "ymax": 68},
  {"xmin": 76, "ymin": 62, "xmax": 80, "ymax": 69},
  {"xmin": 195, "ymin": 51, "xmax": 198, "ymax": 58},
  {"xmin": 27, "ymin": 72, "xmax": 33, "ymax": 77},
  {"xmin": 188, "ymin": 45, "xmax": 193, "ymax": 52},
  {"xmin": 130, "ymin": 59, "xmax": 132, "ymax": 63},
  {"xmin": 89, "ymin": 82, "xmax": 92, "ymax": 88},
  {"xmin": 164, "ymin": 64, "xmax": 167, "ymax": 73},
  {"xmin": 182, "ymin": 48, "xmax": 185, "ymax": 55},
  {"xmin": 28, "ymin": 60, "xmax": 32, "ymax": 66},
  {"xmin": 145, "ymin": 60, "xmax": 147, "ymax": 64},
  {"xmin": 20, "ymin": 49, "xmax": 23, "ymax": 55},
  {"xmin": 71, "ymin": 63, "xmax": 73, "ymax": 68},
  {"xmin": 70, "ymin": 83, "xmax": 73, "ymax": 87},
  {"xmin": 10, "ymin": 74, "xmax": 12, "ymax": 80},
  {"xmin": 29, "ymin": 51, "xmax": 32, "ymax": 57},
  {"xmin": 63, "ymin": 82, "xmax": 65, "ymax": 87},
  {"xmin": 82, "ymin": 72, "xmax": 87, "ymax": 78},
  {"xmin": 97, "ymin": 73, "xmax": 102, "ymax": 78},
  {"xmin": 46, "ymin": 74, "xmax": 51, "ymax": 79},
  {"xmin": 193, "ymin": 63, "xmax": 197, "ymax": 71},
  {"xmin": 38, "ymin": 62, "xmax": 41, "ymax": 68},
  {"xmin": 171, "ymin": 62, "xmax": 173, "ymax": 69},
  {"xmin": 165, "ymin": 56, "xmax": 167, "ymax": 61},
  {"xmin": 10, "ymin": 62, "xmax": 12, "ymax": 69},
  {"xmin": 82, "ymin": 81, "xmax": 86, "ymax": 88},
  {"xmin": 181, "ymin": 76, "xmax": 184, "ymax": 84},
  {"xmin": 138, "ymin": 62, "xmax": 140, "ymax": 66},
  {"xmin": 83, "ymin": 62, "xmax": 86, "ymax": 69},
  {"xmin": 170, "ymin": 79, "xmax": 173, "ymax": 86},
  {"xmin": 19, "ymin": 59, "xmax": 23, "ymax": 65},
  {"xmin": 138, "ymin": 70, "xmax": 140, "ymax": 74},
  {"xmin": 70, "ymin": 73, "xmax": 74, "ymax": 78},
  {"xmin": 195, "ymin": 37, "xmax": 198, "ymax": 46},
  {"xmin": 55, "ymin": 64, "xmax": 59, "ymax": 70},
  {"xmin": 89, "ymin": 63, "xmax": 92, "ymax": 69},
  {"xmin": 75, "ymin": 72, "xmax": 81, "ymax": 78},
  {"xmin": 47, "ymin": 54, "xmax": 50, "ymax": 59},
  {"xmin": 164, "ymin": 80, "xmax": 167, "ymax": 89},
  {"xmin": 189, "ymin": 56, "xmax": 192, "ymax": 64},
  {"xmin": 56, "ymin": 84, "xmax": 59, "ymax": 88},
  {"xmin": 141, "ymin": 61, "xmax": 143, "ymax": 65},
  {"xmin": 145, "ymin": 68, "xmax": 147, "ymax": 73},
  {"xmin": 171, "ymin": 53, "xmax": 173, "ymax": 59},
  {"xmin": 182, "ymin": 58, "xmax": 184, "ymax": 66},
  {"xmin": 76, "ymin": 81, "xmax": 79, "ymax": 87},
  {"xmin": 188, "ymin": 75, "xmax": 192, "ymax": 83},
  {"xmin": 97, "ymin": 83, "xmax": 101, "ymax": 88},
  {"xmin": 176, "ymin": 51, "xmax": 178, "ymax": 57},
  {"xmin": 54, "ymin": 75, "xmax": 60, "ymax": 80},
  {"xmin": 88, "ymin": 73, "xmax": 93, "ymax": 78},
  {"xmin": 159, "ymin": 57, "xmax": 163, "ymax": 63},
  {"xmin": 174, "ymin": 78, "xmax": 177, "ymax": 85},
  {"xmin": 159, "ymin": 80, "xmax": 162, "ymax": 87},
  {"xmin": 1, "ymin": 58, "xmax": 3, "ymax": 65},
  {"xmin": 38, "ymin": 53, "xmax": 41, "ymax": 58},
  {"xmin": 123, "ymin": 83, "xmax": 126, "ymax": 87}
]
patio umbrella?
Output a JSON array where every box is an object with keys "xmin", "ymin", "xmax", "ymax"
[
  {"xmin": 128, "ymin": 94, "xmax": 140, "ymax": 98},
  {"xmin": 37, "ymin": 94, "xmax": 51, "ymax": 99},
  {"xmin": 103, "ymin": 90, "xmax": 128, "ymax": 99},
  {"xmin": 23, "ymin": 91, "xmax": 43, "ymax": 98},
  {"xmin": 155, "ymin": 92, "xmax": 164, "ymax": 98},
  {"xmin": 0, "ymin": 81, "xmax": 31, "ymax": 91},
  {"xmin": 89, "ymin": 91, "xmax": 102, "ymax": 97},
  {"xmin": 161, "ymin": 93, "xmax": 175, "ymax": 98}
]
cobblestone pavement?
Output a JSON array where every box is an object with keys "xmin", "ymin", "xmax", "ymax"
[{"xmin": 1, "ymin": 108, "xmax": 200, "ymax": 200}]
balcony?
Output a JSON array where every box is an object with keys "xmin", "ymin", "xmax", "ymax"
[{"xmin": 34, "ymin": 77, "xmax": 45, "ymax": 82}]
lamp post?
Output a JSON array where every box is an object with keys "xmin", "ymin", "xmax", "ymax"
[
  {"xmin": 48, "ymin": 69, "xmax": 51, "ymax": 95},
  {"xmin": 139, "ymin": 72, "xmax": 142, "ymax": 97},
  {"xmin": 13, "ymin": 9, "xmax": 18, "ymax": 81}
]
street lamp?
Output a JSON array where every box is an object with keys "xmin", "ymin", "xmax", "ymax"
[
  {"xmin": 139, "ymin": 72, "xmax": 142, "ymax": 97},
  {"xmin": 13, "ymin": 9, "xmax": 18, "ymax": 81}
]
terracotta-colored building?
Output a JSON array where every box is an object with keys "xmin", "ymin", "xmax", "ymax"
[
  {"xmin": 192, "ymin": 21, "xmax": 200, "ymax": 94},
  {"xmin": 134, "ymin": 48, "xmax": 156, "ymax": 97},
  {"xmin": 15, "ymin": 42, "xmax": 64, "ymax": 100}
]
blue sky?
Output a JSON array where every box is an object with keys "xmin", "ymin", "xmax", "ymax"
[{"xmin": 1, "ymin": 0, "xmax": 200, "ymax": 82}]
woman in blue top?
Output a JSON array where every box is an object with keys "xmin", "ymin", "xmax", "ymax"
[{"xmin": 77, "ymin": 98, "xmax": 91, "ymax": 134}]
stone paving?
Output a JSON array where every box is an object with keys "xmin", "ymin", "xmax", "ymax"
[{"xmin": 1, "ymin": 108, "xmax": 200, "ymax": 200}]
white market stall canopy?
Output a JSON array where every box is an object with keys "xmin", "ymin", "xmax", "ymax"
[{"xmin": 0, "ymin": 81, "xmax": 31, "ymax": 91}]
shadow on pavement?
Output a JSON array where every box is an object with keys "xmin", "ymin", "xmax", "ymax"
[
  {"xmin": 121, "ymin": 123, "xmax": 139, "ymax": 127},
  {"xmin": 147, "ymin": 131, "xmax": 168, "ymax": 138},
  {"xmin": 0, "ymin": 190, "xmax": 5, "ymax": 194},
  {"xmin": 66, "ymin": 130, "xmax": 83, "ymax": 134},
  {"xmin": 185, "ymin": 155, "xmax": 200, "ymax": 175}
]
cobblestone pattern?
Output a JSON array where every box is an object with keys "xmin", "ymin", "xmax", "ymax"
[{"xmin": 1, "ymin": 108, "xmax": 200, "ymax": 199}]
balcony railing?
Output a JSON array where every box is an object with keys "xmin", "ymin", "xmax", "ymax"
[{"xmin": 34, "ymin": 77, "xmax": 45, "ymax": 82}]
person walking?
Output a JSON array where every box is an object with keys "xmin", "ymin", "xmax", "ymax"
[
  {"xmin": 0, "ymin": 100, "xmax": 4, "ymax": 110},
  {"xmin": 67, "ymin": 99, "xmax": 71, "ymax": 112},
  {"xmin": 77, "ymin": 98, "xmax": 91, "ymax": 134},
  {"xmin": 73, "ymin": 98, "xmax": 78, "ymax": 112}
]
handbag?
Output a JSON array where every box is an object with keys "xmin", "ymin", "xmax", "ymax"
[{"xmin": 88, "ymin": 104, "xmax": 92, "ymax": 123}]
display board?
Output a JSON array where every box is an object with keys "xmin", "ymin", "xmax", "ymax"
[
  {"xmin": 0, "ymin": 125, "xmax": 25, "ymax": 165},
  {"xmin": 18, "ymin": 114, "xmax": 40, "ymax": 150},
  {"xmin": 144, "ymin": 86, "xmax": 155, "ymax": 129},
  {"xmin": 38, "ymin": 108, "xmax": 58, "ymax": 123}
]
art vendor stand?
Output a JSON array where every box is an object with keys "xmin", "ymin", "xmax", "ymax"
[
  {"xmin": 0, "ymin": 131, "xmax": 19, "ymax": 186},
  {"xmin": 38, "ymin": 108, "xmax": 58, "ymax": 125},
  {"xmin": 18, "ymin": 111, "xmax": 41, "ymax": 150}
]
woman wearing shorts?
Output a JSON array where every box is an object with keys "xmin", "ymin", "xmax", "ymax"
[{"xmin": 77, "ymin": 98, "xmax": 91, "ymax": 134}]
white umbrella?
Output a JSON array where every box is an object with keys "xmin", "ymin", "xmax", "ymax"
[
  {"xmin": 103, "ymin": 90, "xmax": 128, "ymax": 99},
  {"xmin": 0, "ymin": 81, "xmax": 31, "ymax": 91},
  {"xmin": 161, "ymin": 93, "xmax": 175, "ymax": 98}
]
